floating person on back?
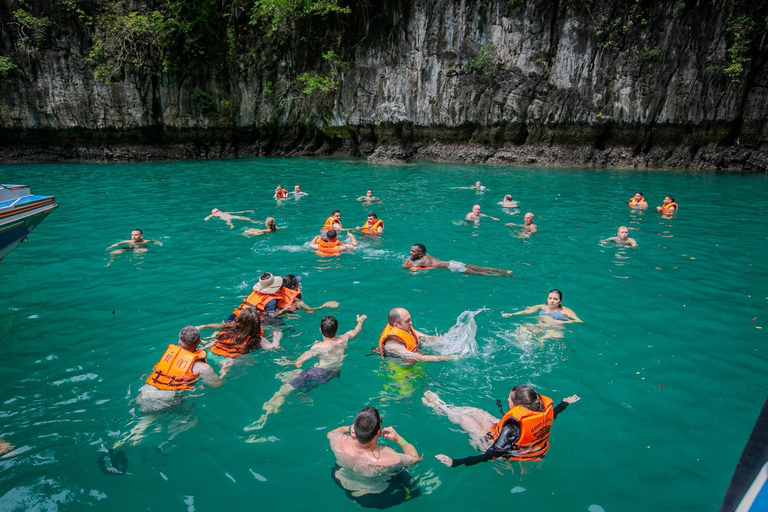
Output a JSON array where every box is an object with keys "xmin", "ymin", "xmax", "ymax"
[
  {"xmin": 402, "ymin": 243, "xmax": 513, "ymax": 276},
  {"xmin": 422, "ymin": 385, "xmax": 580, "ymax": 468},
  {"xmin": 465, "ymin": 204, "xmax": 499, "ymax": 223},
  {"xmin": 274, "ymin": 185, "xmax": 289, "ymax": 200},
  {"xmin": 628, "ymin": 192, "xmax": 648, "ymax": 208},
  {"xmin": 657, "ymin": 195, "xmax": 678, "ymax": 214},
  {"xmin": 375, "ymin": 307, "xmax": 454, "ymax": 362},
  {"xmin": 506, "ymin": 212, "xmax": 538, "ymax": 238},
  {"xmin": 327, "ymin": 406, "xmax": 423, "ymax": 506},
  {"xmin": 501, "ymin": 289, "xmax": 582, "ymax": 341},
  {"xmin": 310, "ymin": 230, "xmax": 357, "ymax": 256},
  {"xmin": 205, "ymin": 208, "xmax": 260, "ymax": 229},
  {"xmin": 241, "ymin": 217, "xmax": 286, "ymax": 237},
  {"xmin": 357, "ymin": 189, "xmax": 381, "ymax": 203},
  {"xmin": 245, "ymin": 314, "xmax": 367, "ymax": 431},
  {"xmin": 601, "ymin": 226, "xmax": 637, "ymax": 247},
  {"xmin": 291, "ymin": 185, "xmax": 308, "ymax": 199},
  {"xmin": 356, "ymin": 212, "xmax": 384, "ymax": 236},
  {"xmin": 105, "ymin": 229, "xmax": 163, "ymax": 266}
]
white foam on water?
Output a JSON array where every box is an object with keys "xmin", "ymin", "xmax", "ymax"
[
  {"xmin": 225, "ymin": 473, "xmax": 236, "ymax": 483},
  {"xmin": 430, "ymin": 309, "xmax": 484, "ymax": 356},
  {"xmin": 89, "ymin": 489, "xmax": 107, "ymax": 500},
  {"xmin": 184, "ymin": 495, "xmax": 195, "ymax": 512},
  {"xmin": 588, "ymin": 505, "xmax": 606, "ymax": 512},
  {"xmin": 510, "ymin": 486, "xmax": 526, "ymax": 493},
  {"xmin": 51, "ymin": 373, "xmax": 99, "ymax": 386},
  {"xmin": 159, "ymin": 472, "xmax": 168, "ymax": 481},
  {"xmin": 28, "ymin": 315, "xmax": 39, "ymax": 319},
  {"xmin": 249, "ymin": 469, "xmax": 267, "ymax": 481}
]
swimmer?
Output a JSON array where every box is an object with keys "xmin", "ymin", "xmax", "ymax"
[
  {"xmin": 423, "ymin": 386, "xmax": 580, "ymax": 467},
  {"xmin": 241, "ymin": 217, "xmax": 286, "ymax": 237},
  {"xmin": 320, "ymin": 210, "xmax": 344, "ymax": 233},
  {"xmin": 270, "ymin": 274, "xmax": 340, "ymax": 316},
  {"xmin": 628, "ymin": 192, "xmax": 648, "ymax": 209},
  {"xmin": 357, "ymin": 189, "xmax": 381, "ymax": 203},
  {"xmin": 291, "ymin": 185, "xmax": 308, "ymax": 198},
  {"xmin": 136, "ymin": 326, "xmax": 227, "ymax": 414},
  {"xmin": 310, "ymin": 230, "xmax": 357, "ymax": 255},
  {"xmin": 453, "ymin": 181, "xmax": 486, "ymax": 191},
  {"xmin": 601, "ymin": 226, "xmax": 637, "ymax": 247},
  {"xmin": 402, "ymin": 243, "xmax": 513, "ymax": 277},
  {"xmin": 105, "ymin": 229, "xmax": 163, "ymax": 266},
  {"xmin": 506, "ymin": 212, "xmax": 538, "ymax": 237},
  {"xmin": 376, "ymin": 307, "xmax": 454, "ymax": 362},
  {"xmin": 465, "ymin": 204, "xmax": 499, "ymax": 222},
  {"xmin": 204, "ymin": 208, "xmax": 261, "ymax": 229},
  {"xmin": 246, "ymin": 315, "xmax": 367, "ymax": 431},
  {"xmin": 502, "ymin": 289, "xmax": 582, "ymax": 341},
  {"xmin": 356, "ymin": 213, "xmax": 384, "ymax": 235},
  {"xmin": 327, "ymin": 407, "xmax": 421, "ymax": 495},
  {"xmin": 273, "ymin": 185, "xmax": 289, "ymax": 200},
  {"xmin": 498, "ymin": 194, "xmax": 520, "ymax": 209},
  {"xmin": 202, "ymin": 307, "xmax": 281, "ymax": 366},
  {"xmin": 656, "ymin": 195, "xmax": 678, "ymax": 214}
]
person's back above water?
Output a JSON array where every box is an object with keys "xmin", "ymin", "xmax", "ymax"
[{"xmin": 327, "ymin": 406, "xmax": 421, "ymax": 478}]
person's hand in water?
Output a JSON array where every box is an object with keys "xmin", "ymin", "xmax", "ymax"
[
  {"xmin": 562, "ymin": 395, "xmax": 580, "ymax": 404},
  {"xmin": 435, "ymin": 454, "xmax": 453, "ymax": 467}
]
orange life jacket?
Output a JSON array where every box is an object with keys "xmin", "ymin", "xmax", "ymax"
[
  {"xmin": 377, "ymin": 324, "xmax": 420, "ymax": 354},
  {"xmin": 628, "ymin": 198, "xmax": 645, "ymax": 207},
  {"xmin": 281, "ymin": 287, "xmax": 300, "ymax": 306},
  {"xmin": 487, "ymin": 395, "xmax": 554, "ymax": 461},
  {"xmin": 661, "ymin": 202, "xmax": 678, "ymax": 212},
  {"xmin": 233, "ymin": 290, "xmax": 284, "ymax": 316},
  {"xmin": 409, "ymin": 266, "xmax": 433, "ymax": 271},
  {"xmin": 145, "ymin": 345, "xmax": 207, "ymax": 391},
  {"xmin": 211, "ymin": 324, "xmax": 265, "ymax": 357},
  {"xmin": 275, "ymin": 189, "xmax": 289, "ymax": 199},
  {"xmin": 313, "ymin": 236, "xmax": 342, "ymax": 255},
  {"xmin": 361, "ymin": 219, "xmax": 383, "ymax": 235},
  {"xmin": 322, "ymin": 216, "xmax": 341, "ymax": 230}
]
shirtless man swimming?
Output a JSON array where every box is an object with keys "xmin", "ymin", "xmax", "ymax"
[
  {"xmin": 204, "ymin": 208, "xmax": 260, "ymax": 229},
  {"xmin": 601, "ymin": 226, "xmax": 637, "ymax": 247},
  {"xmin": 507, "ymin": 212, "xmax": 538, "ymax": 237},
  {"xmin": 291, "ymin": 185, "xmax": 308, "ymax": 199},
  {"xmin": 465, "ymin": 204, "xmax": 499, "ymax": 222},
  {"xmin": 357, "ymin": 189, "xmax": 381, "ymax": 203},
  {"xmin": 245, "ymin": 315, "xmax": 367, "ymax": 431},
  {"xmin": 326, "ymin": 406, "xmax": 421, "ymax": 498},
  {"xmin": 498, "ymin": 195, "xmax": 519, "ymax": 209},
  {"xmin": 402, "ymin": 243, "xmax": 513, "ymax": 277},
  {"xmin": 105, "ymin": 229, "xmax": 163, "ymax": 266},
  {"xmin": 453, "ymin": 181, "xmax": 486, "ymax": 191}
]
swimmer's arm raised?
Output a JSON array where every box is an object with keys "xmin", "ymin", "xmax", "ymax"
[
  {"xmin": 327, "ymin": 425, "xmax": 351, "ymax": 439},
  {"xmin": 340, "ymin": 315, "xmax": 367, "ymax": 341},
  {"xmin": 381, "ymin": 427, "xmax": 422, "ymax": 462}
]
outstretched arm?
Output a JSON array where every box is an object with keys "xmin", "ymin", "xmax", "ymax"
[
  {"xmin": 562, "ymin": 308, "xmax": 583, "ymax": 323},
  {"xmin": 148, "ymin": 239, "xmax": 164, "ymax": 246},
  {"xmin": 482, "ymin": 214, "xmax": 500, "ymax": 221},
  {"xmin": 106, "ymin": 240, "xmax": 130, "ymax": 250},
  {"xmin": 384, "ymin": 343, "xmax": 452, "ymax": 362},
  {"xmin": 340, "ymin": 315, "xmax": 367, "ymax": 341},
  {"xmin": 501, "ymin": 304, "xmax": 543, "ymax": 318},
  {"xmin": 260, "ymin": 330, "xmax": 282, "ymax": 351},
  {"xmin": 293, "ymin": 346, "xmax": 319, "ymax": 368}
]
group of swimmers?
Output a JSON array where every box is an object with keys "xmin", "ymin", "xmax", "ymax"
[{"xmin": 103, "ymin": 180, "xmax": 678, "ymax": 495}]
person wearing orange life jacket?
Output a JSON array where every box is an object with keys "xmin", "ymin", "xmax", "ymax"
[
  {"xmin": 628, "ymin": 191, "xmax": 648, "ymax": 209},
  {"xmin": 356, "ymin": 213, "xmax": 384, "ymax": 235},
  {"xmin": 402, "ymin": 243, "xmax": 513, "ymax": 277},
  {"xmin": 206, "ymin": 307, "xmax": 281, "ymax": 362},
  {"xmin": 310, "ymin": 230, "xmax": 357, "ymax": 256},
  {"xmin": 321, "ymin": 210, "xmax": 343, "ymax": 233},
  {"xmin": 136, "ymin": 326, "xmax": 227, "ymax": 413},
  {"xmin": 270, "ymin": 274, "xmax": 340, "ymax": 317},
  {"xmin": 422, "ymin": 385, "xmax": 580, "ymax": 468},
  {"xmin": 274, "ymin": 185, "xmax": 289, "ymax": 199},
  {"xmin": 376, "ymin": 307, "xmax": 453, "ymax": 362},
  {"xmin": 657, "ymin": 195, "xmax": 679, "ymax": 214}
]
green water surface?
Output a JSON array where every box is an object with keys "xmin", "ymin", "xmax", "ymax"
[{"xmin": 1, "ymin": 159, "xmax": 767, "ymax": 511}]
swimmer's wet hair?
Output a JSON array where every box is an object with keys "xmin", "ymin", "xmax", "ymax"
[
  {"xmin": 132, "ymin": 229, "xmax": 143, "ymax": 235},
  {"xmin": 179, "ymin": 326, "xmax": 201, "ymax": 347},
  {"xmin": 320, "ymin": 316, "xmax": 338, "ymax": 337},
  {"xmin": 354, "ymin": 407, "xmax": 381, "ymax": 443},
  {"xmin": 666, "ymin": 195, "xmax": 675, "ymax": 202},
  {"xmin": 368, "ymin": 213, "xmax": 378, "ymax": 219},
  {"xmin": 511, "ymin": 385, "xmax": 544, "ymax": 412},
  {"xmin": 412, "ymin": 243, "xmax": 426, "ymax": 253},
  {"xmin": 326, "ymin": 229, "xmax": 337, "ymax": 239},
  {"xmin": 331, "ymin": 209, "xmax": 340, "ymax": 215},
  {"xmin": 548, "ymin": 289, "xmax": 563, "ymax": 301}
]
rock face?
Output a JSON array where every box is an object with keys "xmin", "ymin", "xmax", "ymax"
[{"xmin": 1, "ymin": 0, "xmax": 766, "ymax": 170}]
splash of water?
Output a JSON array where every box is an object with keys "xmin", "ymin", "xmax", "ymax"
[{"xmin": 430, "ymin": 309, "xmax": 485, "ymax": 356}]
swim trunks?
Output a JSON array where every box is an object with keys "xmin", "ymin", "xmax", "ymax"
[
  {"xmin": 289, "ymin": 367, "xmax": 340, "ymax": 392},
  {"xmin": 448, "ymin": 260, "xmax": 468, "ymax": 273}
]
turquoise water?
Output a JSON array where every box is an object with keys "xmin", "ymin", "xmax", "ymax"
[{"xmin": 1, "ymin": 158, "xmax": 767, "ymax": 511}]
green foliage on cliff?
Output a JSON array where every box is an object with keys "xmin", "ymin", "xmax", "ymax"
[
  {"xmin": 250, "ymin": 0, "xmax": 351, "ymax": 36},
  {"xmin": 470, "ymin": 42, "xmax": 498, "ymax": 75},
  {"xmin": 723, "ymin": 15, "xmax": 755, "ymax": 83},
  {"xmin": 297, "ymin": 50, "xmax": 346, "ymax": 94},
  {"xmin": 0, "ymin": 56, "xmax": 17, "ymax": 85},
  {"xmin": 12, "ymin": 9, "xmax": 51, "ymax": 50}
]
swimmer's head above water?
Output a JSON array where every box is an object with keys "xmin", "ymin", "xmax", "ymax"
[
  {"xmin": 131, "ymin": 229, "xmax": 144, "ymax": 242},
  {"xmin": 507, "ymin": 385, "xmax": 545, "ymax": 412},
  {"xmin": 409, "ymin": 243, "xmax": 427, "ymax": 260},
  {"xmin": 265, "ymin": 217, "xmax": 276, "ymax": 230},
  {"xmin": 179, "ymin": 325, "xmax": 202, "ymax": 351},
  {"xmin": 320, "ymin": 316, "xmax": 339, "ymax": 337},
  {"xmin": 325, "ymin": 229, "xmax": 338, "ymax": 241},
  {"xmin": 354, "ymin": 406, "xmax": 382, "ymax": 443},
  {"xmin": 547, "ymin": 289, "xmax": 563, "ymax": 308}
]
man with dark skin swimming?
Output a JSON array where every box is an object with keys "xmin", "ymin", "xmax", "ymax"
[{"xmin": 402, "ymin": 243, "xmax": 513, "ymax": 277}]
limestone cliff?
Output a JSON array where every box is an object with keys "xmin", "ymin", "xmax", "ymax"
[{"xmin": 0, "ymin": 0, "xmax": 766, "ymax": 170}]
